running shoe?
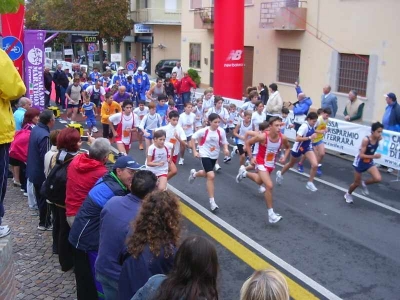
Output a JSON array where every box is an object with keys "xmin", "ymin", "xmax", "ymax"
[
  {"xmin": 361, "ymin": 181, "xmax": 369, "ymax": 195},
  {"xmin": 316, "ymin": 166, "xmax": 322, "ymax": 177},
  {"xmin": 245, "ymin": 158, "xmax": 250, "ymax": 166},
  {"xmin": 276, "ymin": 171, "xmax": 283, "ymax": 185},
  {"xmin": 344, "ymin": 193, "xmax": 354, "ymax": 204},
  {"xmin": 92, "ymin": 126, "xmax": 99, "ymax": 133},
  {"xmin": 268, "ymin": 212, "xmax": 282, "ymax": 224},
  {"xmin": 0, "ymin": 226, "xmax": 11, "ymax": 238},
  {"xmin": 223, "ymin": 156, "xmax": 231, "ymax": 163},
  {"xmin": 297, "ymin": 163, "xmax": 304, "ymax": 173},
  {"xmin": 178, "ymin": 158, "xmax": 184, "ymax": 165},
  {"xmin": 231, "ymin": 146, "xmax": 238, "ymax": 158},
  {"xmin": 236, "ymin": 165, "xmax": 246, "ymax": 183},
  {"xmin": 188, "ymin": 169, "xmax": 196, "ymax": 184},
  {"xmin": 188, "ymin": 148, "xmax": 192, "ymax": 154},
  {"xmin": 210, "ymin": 199, "xmax": 219, "ymax": 212},
  {"xmin": 306, "ymin": 181, "xmax": 318, "ymax": 192},
  {"xmin": 37, "ymin": 225, "xmax": 46, "ymax": 231},
  {"xmin": 258, "ymin": 185, "xmax": 266, "ymax": 193},
  {"xmin": 214, "ymin": 164, "xmax": 222, "ymax": 171}
]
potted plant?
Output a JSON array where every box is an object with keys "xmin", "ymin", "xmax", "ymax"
[{"xmin": 187, "ymin": 68, "xmax": 201, "ymax": 87}]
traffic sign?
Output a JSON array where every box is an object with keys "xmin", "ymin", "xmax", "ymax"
[
  {"xmin": 88, "ymin": 43, "xmax": 96, "ymax": 51},
  {"xmin": 125, "ymin": 60, "xmax": 137, "ymax": 71},
  {"xmin": 2, "ymin": 36, "xmax": 23, "ymax": 61}
]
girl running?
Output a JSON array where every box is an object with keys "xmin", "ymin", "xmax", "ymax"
[
  {"xmin": 133, "ymin": 101, "xmax": 149, "ymax": 150},
  {"xmin": 178, "ymin": 102, "xmax": 196, "ymax": 164},
  {"xmin": 251, "ymin": 101, "xmax": 266, "ymax": 131},
  {"xmin": 139, "ymin": 102, "xmax": 163, "ymax": 153},
  {"xmin": 193, "ymin": 98, "xmax": 204, "ymax": 131}
]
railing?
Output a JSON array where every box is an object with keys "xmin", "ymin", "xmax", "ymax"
[
  {"xmin": 195, "ymin": 7, "xmax": 215, "ymax": 24},
  {"xmin": 260, "ymin": 0, "xmax": 307, "ymax": 29},
  {"xmin": 131, "ymin": 8, "xmax": 181, "ymax": 24}
]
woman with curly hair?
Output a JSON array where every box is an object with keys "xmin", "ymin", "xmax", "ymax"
[
  {"xmin": 132, "ymin": 235, "xmax": 219, "ymax": 300},
  {"xmin": 118, "ymin": 190, "xmax": 182, "ymax": 300}
]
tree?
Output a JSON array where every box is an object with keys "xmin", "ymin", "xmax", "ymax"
[
  {"xmin": 25, "ymin": 0, "xmax": 50, "ymax": 29},
  {"xmin": 0, "ymin": 0, "xmax": 24, "ymax": 14}
]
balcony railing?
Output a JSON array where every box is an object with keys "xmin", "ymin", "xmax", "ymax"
[
  {"xmin": 260, "ymin": 0, "xmax": 307, "ymax": 30},
  {"xmin": 131, "ymin": 8, "xmax": 181, "ymax": 25},
  {"xmin": 194, "ymin": 7, "xmax": 214, "ymax": 30}
]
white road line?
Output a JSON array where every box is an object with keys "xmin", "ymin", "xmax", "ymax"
[
  {"xmin": 275, "ymin": 163, "xmax": 400, "ymax": 215},
  {"xmin": 168, "ymin": 184, "xmax": 342, "ymax": 300}
]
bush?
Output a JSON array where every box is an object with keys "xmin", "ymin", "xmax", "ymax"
[{"xmin": 187, "ymin": 68, "xmax": 201, "ymax": 87}]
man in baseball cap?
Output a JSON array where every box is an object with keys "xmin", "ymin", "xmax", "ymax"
[{"xmin": 383, "ymin": 92, "xmax": 400, "ymax": 132}]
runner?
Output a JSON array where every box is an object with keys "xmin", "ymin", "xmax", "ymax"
[
  {"xmin": 133, "ymin": 101, "xmax": 149, "ymax": 150},
  {"xmin": 202, "ymin": 88, "xmax": 214, "ymax": 116},
  {"xmin": 193, "ymin": 98, "xmax": 204, "ymax": 131},
  {"xmin": 81, "ymin": 93, "xmax": 97, "ymax": 135},
  {"xmin": 236, "ymin": 117, "xmax": 289, "ymax": 223},
  {"xmin": 240, "ymin": 90, "xmax": 258, "ymax": 118},
  {"xmin": 100, "ymin": 92, "xmax": 122, "ymax": 140},
  {"xmin": 232, "ymin": 110, "xmax": 253, "ymax": 167},
  {"xmin": 65, "ymin": 78, "xmax": 83, "ymax": 124},
  {"xmin": 109, "ymin": 100, "xmax": 140, "ymax": 155},
  {"xmin": 188, "ymin": 113, "xmax": 230, "ymax": 212},
  {"xmin": 139, "ymin": 102, "xmax": 163, "ymax": 153},
  {"xmin": 178, "ymin": 102, "xmax": 196, "ymax": 165},
  {"xmin": 146, "ymin": 130, "xmax": 174, "ymax": 191},
  {"xmin": 276, "ymin": 112, "xmax": 319, "ymax": 192},
  {"xmin": 251, "ymin": 101, "xmax": 266, "ymax": 131},
  {"xmin": 227, "ymin": 103, "xmax": 239, "ymax": 137},
  {"xmin": 344, "ymin": 122, "xmax": 383, "ymax": 204}
]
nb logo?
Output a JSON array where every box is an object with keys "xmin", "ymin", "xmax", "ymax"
[{"xmin": 226, "ymin": 50, "xmax": 242, "ymax": 61}]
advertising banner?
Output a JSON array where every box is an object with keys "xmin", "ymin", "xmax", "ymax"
[
  {"xmin": 375, "ymin": 130, "xmax": 400, "ymax": 170},
  {"xmin": 214, "ymin": 0, "xmax": 244, "ymax": 100},
  {"xmin": 1, "ymin": 4, "xmax": 25, "ymax": 77},
  {"xmin": 24, "ymin": 30, "xmax": 46, "ymax": 109}
]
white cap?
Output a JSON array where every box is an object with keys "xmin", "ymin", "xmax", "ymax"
[
  {"xmin": 118, "ymin": 66, "xmax": 125, "ymax": 70},
  {"xmin": 137, "ymin": 66, "xmax": 144, "ymax": 71}
]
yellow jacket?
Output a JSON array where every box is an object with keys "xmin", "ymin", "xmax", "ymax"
[
  {"xmin": 0, "ymin": 49, "xmax": 26, "ymax": 144},
  {"xmin": 101, "ymin": 101, "xmax": 122, "ymax": 124}
]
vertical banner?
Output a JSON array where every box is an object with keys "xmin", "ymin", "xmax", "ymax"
[
  {"xmin": 1, "ymin": 5, "xmax": 25, "ymax": 77},
  {"xmin": 214, "ymin": 0, "xmax": 244, "ymax": 100},
  {"xmin": 24, "ymin": 30, "xmax": 46, "ymax": 109}
]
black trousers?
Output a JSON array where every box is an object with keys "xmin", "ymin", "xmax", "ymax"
[
  {"xmin": 55, "ymin": 85, "xmax": 61, "ymax": 105},
  {"xmin": 57, "ymin": 206, "xmax": 74, "ymax": 271},
  {"xmin": 33, "ymin": 183, "xmax": 51, "ymax": 227},
  {"xmin": 73, "ymin": 248, "xmax": 98, "ymax": 300}
]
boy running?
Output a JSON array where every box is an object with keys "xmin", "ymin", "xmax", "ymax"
[
  {"xmin": 133, "ymin": 101, "xmax": 149, "ymax": 150},
  {"xmin": 81, "ymin": 93, "xmax": 97, "ymax": 135},
  {"xmin": 178, "ymin": 102, "xmax": 196, "ymax": 165}
]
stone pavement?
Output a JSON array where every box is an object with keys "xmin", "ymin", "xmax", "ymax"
[{"xmin": 2, "ymin": 180, "xmax": 76, "ymax": 300}]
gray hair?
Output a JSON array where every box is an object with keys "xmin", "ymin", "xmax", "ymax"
[
  {"xmin": 89, "ymin": 138, "xmax": 111, "ymax": 161},
  {"xmin": 350, "ymin": 90, "xmax": 358, "ymax": 97},
  {"xmin": 39, "ymin": 110, "xmax": 55, "ymax": 125},
  {"xmin": 18, "ymin": 97, "xmax": 30, "ymax": 107}
]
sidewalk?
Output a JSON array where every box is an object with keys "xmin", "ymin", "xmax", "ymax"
[{"xmin": 2, "ymin": 180, "xmax": 76, "ymax": 300}]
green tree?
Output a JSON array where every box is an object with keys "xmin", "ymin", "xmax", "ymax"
[
  {"xmin": 0, "ymin": 0, "xmax": 24, "ymax": 14},
  {"xmin": 25, "ymin": 0, "xmax": 49, "ymax": 29}
]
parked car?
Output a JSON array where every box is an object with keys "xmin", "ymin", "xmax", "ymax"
[{"xmin": 155, "ymin": 59, "xmax": 180, "ymax": 78}]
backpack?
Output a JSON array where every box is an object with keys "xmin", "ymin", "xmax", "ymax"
[
  {"xmin": 9, "ymin": 126, "xmax": 31, "ymax": 163},
  {"xmin": 40, "ymin": 156, "xmax": 74, "ymax": 205},
  {"xmin": 199, "ymin": 128, "xmax": 221, "ymax": 146}
]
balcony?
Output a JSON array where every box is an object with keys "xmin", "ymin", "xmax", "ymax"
[
  {"xmin": 260, "ymin": 0, "xmax": 307, "ymax": 30},
  {"xmin": 194, "ymin": 7, "xmax": 214, "ymax": 30},
  {"xmin": 131, "ymin": 8, "xmax": 181, "ymax": 25}
]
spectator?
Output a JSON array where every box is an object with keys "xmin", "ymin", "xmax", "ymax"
[
  {"xmin": 264, "ymin": 83, "xmax": 283, "ymax": 121},
  {"xmin": 58, "ymin": 68, "xmax": 73, "ymax": 110},
  {"xmin": 119, "ymin": 190, "xmax": 182, "ymax": 299},
  {"xmin": 113, "ymin": 85, "xmax": 131, "ymax": 104},
  {"xmin": 65, "ymin": 138, "xmax": 110, "ymax": 227},
  {"xmin": 26, "ymin": 110, "xmax": 55, "ymax": 231},
  {"xmin": 291, "ymin": 82, "xmax": 313, "ymax": 131},
  {"xmin": 240, "ymin": 269, "xmax": 290, "ymax": 300},
  {"xmin": 112, "ymin": 67, "xmax": 127, "ymax": 86},
  {"xmin": 321, "ymin": 85, "xmax": 338, "ymax": 117},
  {"xmin": 141, "ymin": 55, "xmax": 148, "ymax": 72},
  {"xmin": 172, "ymin": 61, "xmax": 184, "ymax": 80},
  {"xmin": 13, "ymin": 97, "xmax": 32, "ymax": 131},
  {"xmin": 0, "ymin": 49, "xmax": 26, "ymax": 238},
  {"xmin": 176, "ymin": 72, "xmax": 196, "ymax": 104},
  {"xmin": 258, "ymin": 83, "xmax": 269, "ymax": 105},
  {"xmin": 134, "ymin": 67, "xmax": 151, "ymax": 102},
  {"xmin": 132, "ymin": 236, "xmax": 219, "ymax": 300},
  {"xmin": 96, "ymin": 170, "xmax": 158, "ymax": 299},
  {"xmin": 382, "ymin": 93, "xmax": 400, "ymax": 132},
  {"xmin": 44, "ymin": 130, "xmax": 61, "ymax": 177},
  {"xmin": 344, "ymin": 90, "xmax": 364, "ymax": 123},
  {"xmin": 164, "ymin": 78, "xmax": 175, "ymax": 98},
  {"xmin": 146, "ymin": 78, "xmax": 166, "ymax": 103},
  {"xmin": 44, "ymin": 67, "xmax": 53, "ymax": 108},
  {"xmin": 68, "ymin": 155, "xmax": 142, "ymax": 300},
  {"xmin": 53, "ymin": 64, "xmax": 63, "ymax": 106}
]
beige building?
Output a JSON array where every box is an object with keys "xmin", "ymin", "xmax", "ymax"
[{"xmin": 181, "ymin": 0, "xmax": 400, "ymax": 123}]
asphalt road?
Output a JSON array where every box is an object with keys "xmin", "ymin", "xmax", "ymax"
[{"xmin": 55, "ymin": 118, "xmax": 400, "ymax": 300}]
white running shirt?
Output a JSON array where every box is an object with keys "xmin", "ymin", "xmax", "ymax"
[
  {"xmin": 192, "ymin": 127, "xmax": 228, "ymax": 159},
  {"xmin": 133, "ymin": 106, "xmax": 149, "ymax": 122},
  {"xmin": 178, "ymin": 112, "xmax": 196, "ymax": 137},
  {"xmin": 156, "ymin": 123, "xmax": 187, "ymax": 156},
  {"xmin": 146, "ymin": 142, "xmax": 173, "ymax": 176}
]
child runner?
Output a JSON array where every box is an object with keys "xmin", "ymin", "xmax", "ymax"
[
  {"xmin": 139, "ymin": 102, "xmax": 163, "ymax": 153},
  {"xmin": 202, "ymin": 88, "xmax": 214, "ymax": 116},
  {"xmin": 240, "ymin": 90, "xmax": 258, "ymax": 118},
  {"xmin": 280, "ymin": 107, "xmax": 294, "ymax": 134},
  {"xmin": 81, "ymin": 92, "xmax": 97, "ymax": 135},
  {"xmin": 100, "ymin": 92, "xmax": 122, "ymax": 139},
  {"xmin": 236, "ymin": 117, "xmax": 290, "ymax": 223},
  {"xmin": 276, "ymin": 112, "xmax": 319, "ymax": 192},
  {"xmin": 65, "ymin": 78, "xmax": 83, "ymax": 124},
  {"xmin": 178, "ymin": 102, "xmax": 196, "ymax": 165},
  {"xmin": 344, "ymin": 122, "xmax": 383, "ymax": 204},
  {"xmin": 156, "ymin": 95, "xmax": 169, "ymax": 125},
  {"xmin": 146, "ymin": 130, "xmax": 174, "ymax": 191},
  {"xmin": 188, "ymin": 113, "xmax": 230, "ymax": 212},
  {"xmin": 193, "ymin": 98, "xmax": 204, "ymax": 131},
  {"xmin": 133, "ymin": 101, "xmax": 149, "ymax": 150},
  {"xmin": 232, "ymin": 110, "xmax": 253, "ymax": 167},
  {"xmin": 227, "ymin": 103, "xmax": 239, "ymax": 136},
  {"xmin": 166, "ymin": 98, "xmax": 178, "ymax": 124},
  {"xmin": 109, "ymin": 100, "xmax": 139, "ymax": 155},
  {"xmin": 252, "ymin": 101, "xmax": 266, "ymax": 131}
]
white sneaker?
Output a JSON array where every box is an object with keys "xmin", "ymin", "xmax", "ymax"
[
  {"xmin": 92, "ymin": 126, "xmax": 99, "ymax": 133},
  {"xmin": 231, "ymin": 146, "xmax": 238, "ymax": 157},
  {"xmin": 178, "ymin": 158, "xmax": 184, "ymax": 165},
  {"xmin": 387, "ymin": 168, "xmax": 394, "ymax": 173},
  {"xmin": 188, "ymin": 148, "xmax": 192, "ymax": 154},
  {"xmin": 361, "ymin": 181, "xmax": 369, "ymax": 195},
  {"xmin": 258, "ymin": 185, "xmax": 266, "ymax": 193},
  {"xmin": 23, "ymin": 192, "xmax": 28, "ymax": 197},
  {"xmin": 210, "ymin": 199, "xmax": 219, "ymax": 212},
  {"xmin": 0, "ymin": 226, "xmax": 11, "ymax": 238},
  {"xmin": 214, "ymin": 164, "xmax": 221, "ymax": 171},
  {"xmin": 188, "ymin": 169, "xmax": 196, "ymax": 184},
  {"xmin": 223, "ymin": 156, "xmax": 231, "ymax": 163},
  {"xmin": 276, "ymin": 171, "xmax": 283, "ymax": 185},
  {"xmin": 306, "ymin": 181, "xmax": 318, "ymax": 192},
  {"xmin": 245, "ymin": 159, "xmax": 250, "ymax": 166},
  {"xmin": 344, "ymin": 193, "xmax": 354, "ymax": 204},
  {"xmin": 268, "ymin": 212, "xmax": 282, "ymax": 223},
  {"xmin": 236, "ymin": 165, "xmax": 246, "ymax": 183}
]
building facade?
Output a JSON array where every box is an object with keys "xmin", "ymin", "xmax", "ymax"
[{"xmin": 181, "ymin": 0, "xmax": 400, "ymax": 123}]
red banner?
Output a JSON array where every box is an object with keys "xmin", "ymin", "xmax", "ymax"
[
  {"xmin": 213, "ymin": 0, "xmax": 244, "ymax": 100},
  {"xmin": 1, "ymin": 5, "xmax": 25, "ymax": 77}
]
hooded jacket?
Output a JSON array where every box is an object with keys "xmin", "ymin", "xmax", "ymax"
[{"xmin": 65, "ymin": 153, "xmax": 108, "ymax": 217}]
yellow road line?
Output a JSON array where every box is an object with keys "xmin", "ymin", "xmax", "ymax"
[{"xmin": 180, "ymin": 202, "xmax": 320, "ymax": 300}]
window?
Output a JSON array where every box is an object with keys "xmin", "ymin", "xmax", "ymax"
[
  {"xmin": 190, "ymin": 0, "xmax": 202, "ymax": 9},
  {"xmin": 338, "ymin": 53, "xmax": 369, "ymax": 97},
  {"xmin": 245, "ymin": 0, "xmax": 254, "ymax": 5},
  {"xmin": 277, "ymin": 48, "xmax": 300, "ymax": 84},
  {"xmin": 189, "ymin": 43, "xmax": 201, "ymax": 69}
]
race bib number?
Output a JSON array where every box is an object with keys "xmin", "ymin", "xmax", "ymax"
[{"xmin": 265, "ymin": 151, "xmax": 275, "ymax": 163}]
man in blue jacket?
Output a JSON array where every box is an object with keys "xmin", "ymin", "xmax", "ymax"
[
  {"xmin": 382, "ymin": 93, "xmax": 400, "ymax": 132},
  {"xmin": 321, "ymin": 85, "xmax": 338, "ymax": 117},
  {"xmin": 68, "ymin": 155, "xmax": 143, "ymax": 300},
  {"xmin": 95, "ymin": 170, "xmax": 157, "ymax": 300},
  {"xmin": 133, "ymin": 66, "xmax": 151, "ymax": 101},
  {"xmin": 291, "ymin": 82, "xmax": 313, "ymax": 131}
]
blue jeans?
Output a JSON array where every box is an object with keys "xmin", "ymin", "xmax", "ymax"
[
  {"xmin": 96, "ymin": 272, "xmax": 119, "ymax": 300},
  {"xmin": 182, "ymin": 92, "xmax": 191, "ymax": 104},
  {"xmin": 60, "ymin": 86, "xmax": 67, "ymax": 109},
  {"xmin": 0, "ymin": 143, "xmax": 10, "ymax": 226}
]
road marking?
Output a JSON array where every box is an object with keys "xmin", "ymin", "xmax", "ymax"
[
  {"xmin": 275, "ymin": 163, "xmax": 400, "ymax": 215},
  {"xmin": 168, "ymin": 184, "xmax": 342, "ymax": 300}
]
